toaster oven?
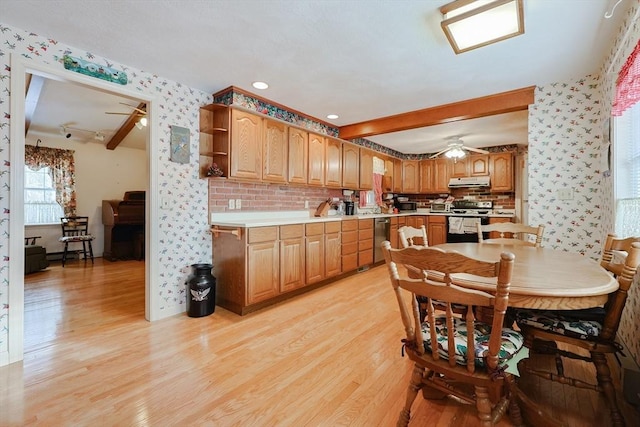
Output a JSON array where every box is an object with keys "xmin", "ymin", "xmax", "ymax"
[{"xmin": 430, "ymin": 203, "xmax": 451, "ymax": 213}]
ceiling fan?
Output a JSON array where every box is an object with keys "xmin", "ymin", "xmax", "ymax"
[
  {"xmin": 106, "ymin": 102, "xmax": 147, "ymax": 128},
  {"xmin": 430, "ymin": 137, "xmax": 489, "ymax": 159}
]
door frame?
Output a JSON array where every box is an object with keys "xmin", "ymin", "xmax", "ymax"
[{"xmin": 8, "ymin": 55, "xmax": 160, "ymax": 365}]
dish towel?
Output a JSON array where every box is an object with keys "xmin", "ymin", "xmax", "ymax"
[
  {"xmin": 449, "ymin": 217, "xmax": 464, "ymax": 234},
  {"xmin": 462, "ymin": 218, "xmax": 480, "ymax": 233}
]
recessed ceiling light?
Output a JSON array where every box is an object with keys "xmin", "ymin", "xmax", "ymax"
[
  {"xmin": 327, "ymin": 114, "xmax": 339, "ymax": 120},
  {"xmin": 252, "ymin": 81, "xmax": 269, "ymax": 90}
]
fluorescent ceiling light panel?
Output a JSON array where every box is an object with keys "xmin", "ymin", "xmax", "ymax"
[{"xmin": 440, "ymin": 0, "xmax": 524, "ymax": 54}]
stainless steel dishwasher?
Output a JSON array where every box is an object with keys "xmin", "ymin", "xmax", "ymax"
[{"xmin": 374, "ymin": 217, "xmax": 391, "ymax": 263}]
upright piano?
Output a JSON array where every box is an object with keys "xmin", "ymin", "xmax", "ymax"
[{"xmin": 102, "ymin": 191, "xmax": 145, "ymax": 261}]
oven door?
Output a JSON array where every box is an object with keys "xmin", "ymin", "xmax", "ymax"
[{"xmin": 446, "ymin": 216, "xmax": 490, "ymax": 243}]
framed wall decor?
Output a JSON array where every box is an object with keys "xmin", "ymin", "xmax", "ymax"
[{"xmin": 170, "ymin": 125, "xmax": 190, "ymax": 164}]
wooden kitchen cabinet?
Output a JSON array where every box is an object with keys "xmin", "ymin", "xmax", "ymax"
[
  {"xmin": 358, "ymin": 219, "xmax": 374, "ymax": 267},
  {"xmin": 342, "ymin": 142, "xmax": 360, "ymax": 189},
  {"xmin": 393, "ymin": 158, "xmax": 403, "ymax": 192},
  {"xmin": 341, "ymin": 219, "xmax": 358, "ymax": 272},
  {"xmin": 308, "ymin": 133, "xmax": 326, "ymax": 186},
  {"xmin": 359, "ymin": 148, "xmax": 374, "ymax": 190},
  {"xmin": 433, "ymin": 158, "xmax": 450, "ymax": 193},
  {"xmin": 324, "ymin": 221, "xmax": 342, "ymax": 278},
  {"xmin": 305, "ymin": 223, "xmax": 325, "ymax": 284},
  {"xmin": 469, "ymin": 154, "xmax": 489, "ymax": 176},
  {"xmin": 390, "ymin": 217, "xmax": 399, "ymax": 248},
  {"xmin": 279, "ymin": 224, "xmax": 305, "ymax": 293},
  {"xmin": 246, "ymin": 227, "xmax": 279, "ymax": 305},
  {"xmin": 199, "ymin": 103, "xmax": 229, "ymax": 178},
  {"xmin": 406, "ymin": 215, "xmax": 427, "ymax": 229},
  {"xmin": 489, "ymin": 153, "xmax": 514, "ymax": 191},
  {"xmin": 383, "ymin": 156, "xmax": 394, "ymax": 192},
  {"xmin": 325, "ymin": 138, "xmax": 342, "ymax": 188},
  {"xmin": 427, "ymin": 215, "xmax": 447, "ymax": 246},
  {"xmin": 262, "ymin": 118, "xmax": 288, "ymax": 183},
  {"xmin": 450, "ymin": 157, "xmax": 468, "ymax": 178},
  {"xmin": 230, "ymin": 109, "xmax": 263, "ymax": 180},
  {"xmin": 288, "ymin": 127, "xmax": 308, "ymax": 185},
  {"xmin": 419, "ymin": 159, "xmax": 433, "ymax": 193},
  {"xmin": 403, "ymin": 160, "xmax": 420, "ymax": 193}
]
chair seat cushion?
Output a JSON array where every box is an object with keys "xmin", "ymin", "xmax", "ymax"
[
  {"xmin": 60, "ymin": 235, "xmax": 94, "ymax": 242},
  {"xmin": 421, "ymin": 315, "xmax": 524, "ymax": 367},
  {"xmin": 515, "ymin": 308, "xmax": 604, "ymax": 339}
]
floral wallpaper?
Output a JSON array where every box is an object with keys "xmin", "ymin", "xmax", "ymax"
[{"xmin": 0, "ymin": 23, "xmax": 214, "ymax": 360}]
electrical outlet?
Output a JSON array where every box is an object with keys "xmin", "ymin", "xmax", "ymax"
[
  {"xmin": 235, "ymin": 199, "xmax": 241, "ymax": 209},
  {"xmin": 557, "ymin": 188, "xmax": 573, "ymax": 200},
  {"xmin": 305, "ymin": 200, "xmax": 309, "ymax": 209},
  {"xmin": 228, "ymin": 199, "xmax": 235, "ymax": 210}
]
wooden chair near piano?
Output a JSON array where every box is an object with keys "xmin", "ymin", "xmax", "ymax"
[{"xmin": 59, "ymin": 216, "xmax": 95, "ymax": 267}]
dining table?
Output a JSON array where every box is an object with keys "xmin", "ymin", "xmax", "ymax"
[{"xmin": 432, "ymin": 242, "xmax": 617, "ymax": 310}]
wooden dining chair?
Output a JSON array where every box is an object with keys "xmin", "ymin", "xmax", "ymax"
[
  {"xmin": 382, "ymin": 241, "xmax": 523, "ymax": 426},
  {"xmin": 477, "ymin": 222, "xmax": 545, "ymax": 247},
  {"xmin": 515, "ymin": 235, "xmax": 640, "ymax": 427},
  {"xmin": 59, "ymin": 216, "xmax": 95, "ymax": 267},
  {"xmin": 399, "ymin": 225, "xmax": 428, "ymax": 248}
]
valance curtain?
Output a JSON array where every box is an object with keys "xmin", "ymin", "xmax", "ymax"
[
  {"xmin": 25, "ymin": 145, "xmax": 77, "ymax": 216},
  {"xmin": 612, "ymin": 40, "xmax": 640, "ymax": 116}
]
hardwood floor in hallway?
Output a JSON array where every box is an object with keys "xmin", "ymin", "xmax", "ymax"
[{"xmin": 2, "ymin": 258, "xmax": 638, "ymax": 426}]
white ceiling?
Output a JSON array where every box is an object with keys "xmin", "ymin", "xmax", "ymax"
[{"xmin": 2, "ymin": 0, "xmax": 628, "ymax": 154}]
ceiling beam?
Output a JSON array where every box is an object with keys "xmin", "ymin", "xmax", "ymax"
[
  {"xmin": 338, "ymin": 86, "xmax": 535, "ymax": 140},
  {"xmin": 24, "ymin": 73, "xmax": 45, "ymax": 136},
  {"xmin": 106, "ymin": 102, "xmax": 146, "ymax": 150}
]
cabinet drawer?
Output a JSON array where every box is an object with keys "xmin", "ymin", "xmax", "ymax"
[
  {"xmin": 342, "ymin": 230, "xmax": 357, "ymax": 243},
  {"xmin": 428, "ymin": 215, "xmax": 446, "ymax": 224},
  {"xmin": 359, "ymin": 250, "xmax": 373, "ymax": 266},
  {"xmin": 359, "ymin": 228, "xmax": 373, "ymax": 240},
  {"xmin": 248, "ymin": 227, "xmax": 278, "ymax": 243},
  {"xmin": 342, "ymin": 253, "xmax": 358, "ymax": 272},
  {"xmin": 306, "ymin": 222, "xmax": 324, "ymax": 236},
  {"xmin": 325, "ymin": 221, "xmax": 341, "ymax": 233},
  {"xmin": 342, "ymin": 241, "xmax": 358, "ymax": 255},
  {"xmin": 359, "ymin": 219, "xmax": 373, "ymax": 230},
  {"xmin": 342, "ymin": 219, "xmax": 358, "ymax": 232},
  {"xmin": 280, "ymin": 224, "xmax": 304, "ymax": 239},
  {"xmin": 359, "ymin": 238, "xmax": 373, "ymax": 250}
]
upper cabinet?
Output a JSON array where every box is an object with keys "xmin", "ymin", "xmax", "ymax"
[
  {"xmin": 199, "ymin": 104, "xmax": 230, "ymax": 178},
  {"xmin": 469, "ymin": 154, "xmax": 489, "ymax": 176},
  {"xmin": 308, "ymin": 133, "xmax": 326, "ymax": 186},
  {"xmin": 392, "ymin": 158, "xmax": 403, "ymax": 193},
  {"xmin": 325, "ymin": 138, "xmax": 343, "ymax": 188},
  {"xmin": 262, "ymin": 119, "xmax": 288, "ymax": 183},
  {"xmin": 230, "ymin": 109, "xmax": 263, "ymax": 180},
  {"xmin": 489, "ymin": 152, "xmax": 514, "ymax": 192},
  {"xmin": 450, "ymin": 157, "xmax": 468, "ymax": 178},
  {"xmin": 383, "ymin": 157, "xmax": 394, "ymax": 192},
  {"xmin": 288, "ymin": 127, "xmax": 308, "ymax": 185},
  {"xmin": 359, "ymin": 148, "xmax": 374, "ymax": 190},
  {"xmin": 419, "ymin": 160, "xmax": 433, "ymax": 193},
  {"xmin": 402, "ymin": 160, "xmax": 419, "ymax": 193},
  {"xmin": 432, "ymin": 158, "xmax": 450, "ymax": 193},
  {"xmin": 342, "ymin": 142, "xmax": 360, "ymax": 189}
]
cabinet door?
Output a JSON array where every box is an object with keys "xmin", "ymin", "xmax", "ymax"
[
  {"xmin": 342, "ymin": 142, "xmax": 360, "ymax": 189},
  {"xmin": 490, "ymin": 153, "xmax": 514, "ymax": 191},
  {"xmin": 427, "ymin": 216, "xmax": 447, "ymax": 246},
  {"xmin": 230, "ymin": 109, "xmax": 263, "ymax": 180},
  {"xmin": 419, "ymin": 160, "xmax": 433, "ymax": 193},
  {"xmin": 306, "ymin": 234, "xmax": 325, "ymax": 284},
  {"xmin": 325, "ymin": 138, "xmax": 343, "ymax": 188},
  {"xmin": 308, "ymin": 133, "xmax": 326, "ymax": 186},
  {"xmin": 288, "ymin": 127, "xmax": 308, "ymax": 184},
  {"xmin": 263, "ymin": 119, "xmax": 288, "ymax": 183},
  {"xmin": 325, "ymin": 232, "xmax": 342, "ymax": 278},
  {"xmin": 280, "ymin": 237, "xmax": 305, "ymax": 293},
  {"xmin": 383, "ymin": 157, "xmax": 394, "ymax": 192},
  {"xmin": 247, "ymin": 241, "xmax": 279, "ymax": 305},
  {"xmin": 359, "ymin": 148, "xmax": 374, "ymax": 190},
  {"xmin": 433, "ymin": 158, "xmax": 450, "ymax": 193},
  {"xmin": 403, "ymin": 160, "xmax": 419, "ymax": 193},
  {"xmin": 393, "ymin": 158, "xmax": 403, "ymax": 192},
  {"xmin": 450, "ymin": 158, "xmax": 468, "ymax": 178},
  {"xmin": 469, "ymin": 155, "xmax": 489, "ymax": 176}
]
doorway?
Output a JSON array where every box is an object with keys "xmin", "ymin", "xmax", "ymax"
[{"xmin": 8, "ymin": 57, "xmax": 160, "ymax": 364}]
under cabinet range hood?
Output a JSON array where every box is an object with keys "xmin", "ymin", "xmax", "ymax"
[{"xmin": 448, "ymin": 176, "xmax": 491, "ymax": 188}]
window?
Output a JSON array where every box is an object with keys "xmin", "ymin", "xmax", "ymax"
[
  {"xmin": 24, "ymin": 165, "xmax": 65, "ymax": 225},
  {"xmin": 613, "ymin": 101, "xmax": 640, "ymax": 237}
]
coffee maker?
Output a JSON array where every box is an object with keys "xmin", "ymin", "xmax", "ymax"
[{"xmin": 345, "ymin": 201, "xmax": 355, "ymax": 215}]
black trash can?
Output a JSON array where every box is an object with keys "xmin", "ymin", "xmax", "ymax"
[{"xmin": 186, "ymin": 263, "xmax": 216, "ymax": 317}]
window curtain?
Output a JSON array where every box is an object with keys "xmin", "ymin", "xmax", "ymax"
[
  {"xmin": 612, "ymin": 40, "xmax": 640, "ymax": 116},
  {"xmin": 373, "ymin": 173, "xmax": 383, "ymax": 206},
  {"xmin": 25, "ymin": 145, "xmax": 77, "ymax": 216}
]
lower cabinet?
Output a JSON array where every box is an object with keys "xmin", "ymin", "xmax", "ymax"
[
  {"xmin": 247, "ymin": 227, "xmax": 279, "ymax": 305},
  {"xmin": 358, "ymin": 219, "xmax": 374, "ymax": 266},
  {"xmin": 305, "ymin": 223, "xmax": 325, "ymax": 284},
  {"xmin": 341, "ymin": 219, "xmax": 358, "ymax": 272},
  {"xmin": 427, "ymin": 216, "xmax": 447, "ymax": 246},
  {"xmin": 280, "ymin": 224, "xmax": 305, "ymax": 293},
  {"xmin": 325, "ymin": 221, "xmax": 342, "ymax": 278}
]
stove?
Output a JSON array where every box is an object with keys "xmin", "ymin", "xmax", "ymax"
[
  {"xmin": 447, "ymin": 200, "xmax": 493, "ymax": 243},
  {"xmin": 450, "ymin": 200, "xmax": 493, "ymax": 217}
]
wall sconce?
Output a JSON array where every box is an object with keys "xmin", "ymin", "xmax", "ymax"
[{"xmin": 440, "ymin": 0, "xmax": 524, "ymax": 54}]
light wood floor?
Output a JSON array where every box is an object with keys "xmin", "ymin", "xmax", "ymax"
[{"xmin": 2, "ymin": 258, "xmax": 638, "ymax": 426}]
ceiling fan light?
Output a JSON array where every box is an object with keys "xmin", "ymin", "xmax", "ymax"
[
  {"xmin": 139, "ymin": 117, "xmax": 148, "ymax": 127},
  {"xmin": 440, "ymin": 0, "xmax": 524, "ymax": 54}
]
